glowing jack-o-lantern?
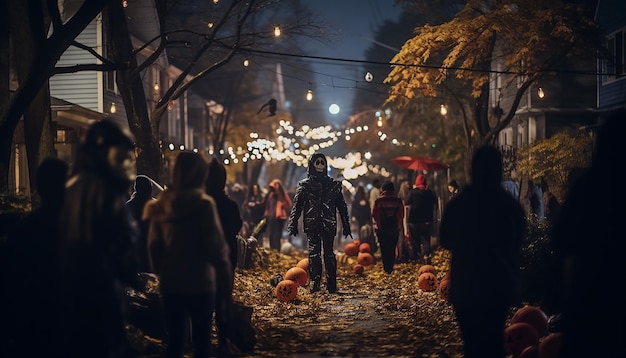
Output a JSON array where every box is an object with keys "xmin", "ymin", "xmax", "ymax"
[
  {"xmin": 275, "ymin": 279, "xmax": 298, "ymax": 302},
  {"xmin": 284, "ymin": 267, "xmax": 308, "ymax": 287},
  {"xmin": 417, "ymin": 272, "xmax": 438, "ymax": 292},
  {"xmin": 504, "ymin": 322, "xmax": 540, "ymax": 357}
]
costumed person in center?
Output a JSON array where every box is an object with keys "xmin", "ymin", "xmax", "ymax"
[{"xmin": 288, "ymin": 153, "xmax": 352, "ymax": 293}]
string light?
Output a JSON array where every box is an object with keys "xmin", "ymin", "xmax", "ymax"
[
  {"xmin": 440, "ymin": 104, "xmax": 447, "ymax": 115},
  {"xmin": 306, "ymin": 84, "xmax": 313, "ymax": 101},
  {"xmin": 243, "ymin": 58, "xmax": 249, "ymax": 67},
  {"xmin": 273, "ymin": 26, "xmax": 281, "ymax": 37},
  {"xmin": 110, "ymin": 102, "xmax": 116, "ymax": 114},
  {"xmin": 537, "ymin": 87, "xmax": 545, "ymax": 99},
  {"xmin": 207, "ymin": 22, "xmax": 214, "ymax": 29},
  {"xmin": 154, "ymin": 82, "xmax": 159, "ymax": 91},
  {"xmin": 365, "ymin": 71, "xmax": 373, "ymax": 82}
]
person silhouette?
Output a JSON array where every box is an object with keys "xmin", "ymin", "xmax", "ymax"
[
  {"xmin": 550, "ymin": 110, "xmax": 626, "ymax": 357},
  {"xmin": 57, "ymin": 118, "xmax": 140, "ymax": 357},
  {"xmin": 440, "ymin": 145, "xmax": 527, "ymax": 358},
  {"xmin": 4, "ymin": 157, "xmax": 68, "ymax": 356}
]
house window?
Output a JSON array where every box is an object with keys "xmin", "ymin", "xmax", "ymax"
[
  {"xmin": 606, "ymin": 29, "xmax": 625, "ymax": 80},
  {"xmin": 103, "ymin": 18, "xmax": 117, "ymax": 94}
]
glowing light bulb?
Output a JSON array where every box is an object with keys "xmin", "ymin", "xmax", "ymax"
[
  {"xmin": 110, "ymin": 102, "xmax": 116, "ymax": 114},
  {"xmin": 365, "ymin": 72, "xmax": 373, "ymax": 82},
  {"xmin": 274, "ymin": 26, "xmax": 281, "ymax": 37},
  {"xmin": 537, "ymin": 87, "xmax": 545, "ymax": 99},
  {"xmin": 306, "ymin": 89, "xmax": 313, "ymax": 101},
  {"xmin": 243, "ymin": 59, "xmax": 249, "ymax": 67},
  {"xmin": 154, "ymin": 82, "xmax": 159, "ymax": 91},
  {"xmin": 207, "ymin": 22, "xmax": 214, "ymax": 29},
  {"xmin": 440, "ymin": 104, "xmax": 447, "ymax": 115}
]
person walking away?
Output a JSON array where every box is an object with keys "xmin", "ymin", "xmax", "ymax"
[
  {"xmin": 57, "ymin": 119, "xmax": 141, "ymax": 358},
  {"xmin": 264, "ymin": 179, "xmax": 292, "ymax": 251},
  {"xmin": 550, "ymin": 110, "xmax": 626, "ymax": 358},
  {"xmin": 440, "ymin": 145, "xmax": 527, "ymax": 358},
  {"xmin": 242, "ymin": 183, "xmax": 265, "ymax": 239},
  {"xmin": 145, "ymin": 151, "xmax": 232, "ymax": 358},
  {"xmin": 288, "ymin": 153, "xmax": 352, "ymax": 293},
  {"xmin": 205, "ymin": 157, "xmax": 243, "ymax": 354},
  {"xmin": 351, "ymin": 185, "xmax": 372, "ymax": 231},
  {"xmin": 125, "ymin": 175, "xmax": 157, "ymax": 273},
  {"xmin": 526, "ymin": 179, "xmax": 545, "ymax": 222},
  {"xmin": 371, "ymin": 181, "xmax": 404, "ymax": 274},
  {"xmin": 404, "ymin": 173, "xmax": 437, "ymax": 263},
  {"xmin": 4, "ymin": 158, "xmax": 68, "ymax": 356}
]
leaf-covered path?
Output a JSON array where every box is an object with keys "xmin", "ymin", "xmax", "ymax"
[{"xmin": 232, "ymin": 248, "xmax": 464, "ymax": 357}]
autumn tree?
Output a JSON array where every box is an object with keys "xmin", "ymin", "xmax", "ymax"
[
  {"xmin": 517, "ymin": 130, "xmax": 592, "ymax": 202},
  {"xmin": 385, "ymin": 0, "xmax": 599, "ymax": 179}
]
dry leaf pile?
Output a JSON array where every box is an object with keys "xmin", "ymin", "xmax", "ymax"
[{"xmin": 233, "ymin": 247, "xmax": 464, "ymax": 357}]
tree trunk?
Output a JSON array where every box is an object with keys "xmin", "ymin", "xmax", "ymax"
[{"xmin": 105, "ymin": 2, "xmax": 164, "ymax": 183}]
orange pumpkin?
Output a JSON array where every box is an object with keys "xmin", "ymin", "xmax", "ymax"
[
  {"xmin": 358, "ymin": 242, "xmax": 371, "ymax": 253},
  {"xmin": 275, "ymin": 279, "xmax": 298, "ymax": 302},
  {"xmin": 417, "ymin": 272, "xmax": 438, "ymax": 292},
  {"xmin": 353, "ymin": 264, "xmax": 364, "ymax": 275},
  {"xmin": 344, "ymin": 242, "xmax": 359, "ymax": 257},
  {"xmin": 284, "ymin": 267, "xmax": 308, "ymax": 287},
  {"xmin": 357, "ymin": 252, "xmax": 374, "ymax": 266},
  {"xmin": 504, "ymin": 322, "xmax": 540, "ymax": 357},
  {"xmin": 438, "ymin": 279, "xmax": 450, "ymax": 301},
  {"xmin": 511, "ymin": 305, "xmax": 549, "ymax": 337},
  {"xmin": 296, "ymin": 258, "xmax": 308, "ymax": 270},
  {"xmin": 352, "ymin": 239, "xmax": 361, "ymax": 246},
  {"xmin": 417, "ymin": 264, "xmax": 437, "ymax": 277},
  {"xmin": 538, "ymin": 332, "xmax": 563, "ymax": 358}
]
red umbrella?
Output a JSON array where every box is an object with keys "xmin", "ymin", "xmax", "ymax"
[{"xmin": 390, "ymin": 156, "xmax": 449, "ymax": 172}]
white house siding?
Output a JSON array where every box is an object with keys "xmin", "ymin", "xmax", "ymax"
[{"xmin": 49, "ymin": 16, "xmax": 101, "ymax": 112}]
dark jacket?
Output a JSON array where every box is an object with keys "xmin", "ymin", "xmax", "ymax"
[
  {"xmin": 145, "ymin": 188, "xmax": 232, "ymax": 295},
  {"xmin": 288, "ymin": 153, "xmax": 350, "ymax": 237},
  {"xmin": 372, "ymin": 190, "xmax": 405, "ymax": 233},
  {"xmin": 405, "ymin": 187, "xmax": 437, "ymax": 223}
]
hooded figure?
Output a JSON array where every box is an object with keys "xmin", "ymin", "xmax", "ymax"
[{"xmin": 287, "ymin": 153, "xmax": 351, "ymax": 293}]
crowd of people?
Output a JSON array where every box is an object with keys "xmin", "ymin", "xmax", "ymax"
[{"xmin": 1, "ymin": 110, "xmax": 621, "ymax": 357}]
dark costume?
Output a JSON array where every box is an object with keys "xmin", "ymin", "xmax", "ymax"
[
  {"xmin": 125, "ymin": 175, "xmax": 156, "ymax": 273},
  {"xmin": 405, "ymin": 174, "xmax": 437, "ymax": 262},
  {"xmin": 440, "ymin": 146, "xmax": 526, "ymax": 358},
  {"xmin": 57, "ymin": 119, "xmax": 140, "ymax": 358},
  {"xmin": 372, "ymin": 181, "xmax": 404, "ymax": 274},
  {"xmin": 288, "ymin": 153, "xmax": 351, "ymax": 293}
]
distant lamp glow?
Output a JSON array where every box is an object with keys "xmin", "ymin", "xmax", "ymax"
[
  {"xmin": 122, "ymin": 0, "xmax": 128, "ymax": 8},
  {"xmin": 537, "ymin": 87, "xmax": 545, "ymax": 99},
  {"xmin": 274, "ymin": 26, "xmax": 281, "ymax": 37},
  {"xmin": 440, "ymin": 104, "xmax": 447, "ymax": 115},
  {"xmin": 110, "ymin": 102, "xmax": 117, "ymax": 114},
  {"xmin": 207, "ymin": 22, "xmax": 214, "ymax": 29},
  {"xmin": 243, "ymin": 59, "xmax": 249, "ymax": 67},
  {"xmin": 153, "ymin": 82, "xmax": 159, "ymax": 91},
  {"xmin": 213, "ymin": 0, "xmax": 219, "ymax": 4},
  {"xmin": 306, "ymin": 89, "xmax": 313, "ymax": 101},
  {"xmin": 328, "ymin": 104, "xmax": 340, "ymax": 115},
  {"xmin": 365, "ymin": 72, "xmax": 373, "ymax": 82}
]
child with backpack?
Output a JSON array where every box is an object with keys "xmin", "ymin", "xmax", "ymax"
[{"xmin": 371, "ymin": 181, "xmax": 405, "ymax": 274}]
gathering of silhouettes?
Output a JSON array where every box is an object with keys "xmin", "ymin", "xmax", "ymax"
[{"xmin": 2, "ymin": 110, "xmax": 624, "ymax": 357}]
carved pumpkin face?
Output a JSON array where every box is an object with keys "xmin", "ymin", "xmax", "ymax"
[
  {"xmin": 357, "ymin": 252, "xmax": 374, "ymax": 266},
  {"xmin": 285, "ymin": 267, "xmax": 308, "ymax": 287},
  {"xmin": 504, "ymin": 322, "xmax": 540, "ymax": 357},
  {"xmin": 275, "ymin": 279, "xmax": 298, "ymax": 302},
  {"xmin": 417, "ymin": 264, "xmax": 437, "ymax": 277},
  {"xmin": 417, "ymin": 272, "xmax": 438, "ymax": 292},
  {"xmin": 438, "ymin": 279, "xmax": 450, "ymax": 301}
]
